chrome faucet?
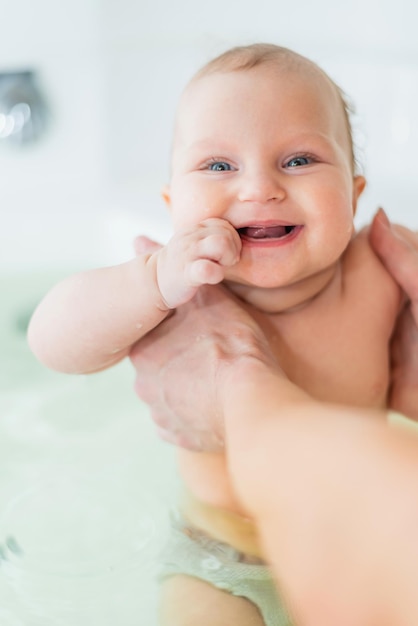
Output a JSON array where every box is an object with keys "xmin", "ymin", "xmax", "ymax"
[{"xmin": 0, "ymin": 70, "xmax": 49, "ymax": 146}]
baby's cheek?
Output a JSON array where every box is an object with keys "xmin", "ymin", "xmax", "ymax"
[
  {"xmin": 171, "ymin": 204, "xmax": 207, "ymax": 231},
  {"xmin": 170, "ymin": 179, "xmax": 227, "ymax": 228}
]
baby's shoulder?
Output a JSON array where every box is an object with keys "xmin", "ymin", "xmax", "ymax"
[
  {"xmin": 345, "ymin": 225, "xmax": 386, "ymax": 266},
  {"xmin": 343, "ymin": 225, "xmax": 402, "ymax": 311},
  {"xmin": 348, "ymin": 224, "xmax": 376, "ymax": 252}
]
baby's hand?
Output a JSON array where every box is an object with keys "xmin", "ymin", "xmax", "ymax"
[{"xmin": 156, "ymin": 218, "xmax": 241, "ymax": 308}]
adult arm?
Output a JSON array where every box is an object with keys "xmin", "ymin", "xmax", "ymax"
[
  {"xmin": 223, "ymin": 357, "xmax": 418, "ymax": 626},
  {"xmin": 130, "ymin": 282, "xmax": 418, "ymax": 626}
]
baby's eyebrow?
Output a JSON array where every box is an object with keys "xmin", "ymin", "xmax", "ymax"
[
  {"xmin": 185, "ymin": 138, "xmax": 232, "ymax": 153},
  {"xmin": 176, "ymin": 142, "xmax": 235, "ymax": 167},
  {"xmin": 176, "ymin": 133, "xmax": 338, "ymax": 164}
]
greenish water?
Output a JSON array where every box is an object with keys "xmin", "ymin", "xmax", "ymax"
[{"xmin": 0, "ymin": 272, "xmax": 178, "ymax": 625}]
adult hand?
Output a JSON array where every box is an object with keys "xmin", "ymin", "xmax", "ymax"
[
  {"xmin": 369, "ymin": 209, "xmax": 418, "ymax": 417},
  {"xmin": 130, "ymin": 237, "xmax": 276, "ymax": 451}
]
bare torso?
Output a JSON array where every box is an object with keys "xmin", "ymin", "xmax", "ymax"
[{"xmin": 178, "ymin": 230, "xmax": 402, "ymax": 555}]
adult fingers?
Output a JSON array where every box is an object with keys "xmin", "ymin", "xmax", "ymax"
[
  {"xmin": 133, "ymin": 235, "xmax": 163, "ymax": 256},
  {"xmin": 369, "ymin": 209, "xmax": 418, "ymax": 304}
]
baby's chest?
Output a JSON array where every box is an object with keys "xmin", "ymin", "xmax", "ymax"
[{"xmin": 260, "ymin": 307, "xmax": 393, "ymax": 409}]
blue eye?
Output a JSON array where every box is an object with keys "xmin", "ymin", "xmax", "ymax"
[
  {"xmin": 286, "ymin": 156, "xmax": 312, "ymax": 168},
  {"xmin": 208, "ymin": 161, "xmax": 232, "ymax": 172}
]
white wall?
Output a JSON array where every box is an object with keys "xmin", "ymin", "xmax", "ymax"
[
  {"xmin": 0, "ymin": 0, "xmax": 108, "ymax": 269},
  {"xmin": 1, "ymin": 0, "xmax": 418, "ymax": 270}
]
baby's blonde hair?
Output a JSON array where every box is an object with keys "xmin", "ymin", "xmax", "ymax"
[{"xmin": 190, "ymin": 43, "xmax": 359, "ymax": 174}]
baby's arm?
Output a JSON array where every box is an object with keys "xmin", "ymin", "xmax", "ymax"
[{"xmin": 27, "ymin": 218, "xmax": 241, "ymax": 374}]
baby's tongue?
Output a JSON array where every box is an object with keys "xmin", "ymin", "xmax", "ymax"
[{"xmin": 243, "ymin": 225, "xmax": 288, "ymax": 239}]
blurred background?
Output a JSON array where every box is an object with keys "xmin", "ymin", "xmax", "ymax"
[{"xmin": 1, "ymin": 0, "xmax": 418, "ymax": 272}]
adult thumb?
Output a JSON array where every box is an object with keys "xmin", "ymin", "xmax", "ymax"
[
  {"xmin": 369, "ymin": 208, "xmax": 418, "ymax": 303},
  {"xmin": 133, "ymin": 235, "xmax": 163, "ymax": 256}
]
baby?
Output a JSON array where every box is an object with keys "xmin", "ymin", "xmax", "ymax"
[{"xmin": 28, "ymin": 44, "xmax": 418, "ymax": 626}]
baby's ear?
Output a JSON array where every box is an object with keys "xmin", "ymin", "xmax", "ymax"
[
  {"xmin": 161, "ymin": 184, "xmax": 171, "ymax": 210},
  {"xmin": 352, "ymin": 176, "xmax": 366, "ymax": 215}
]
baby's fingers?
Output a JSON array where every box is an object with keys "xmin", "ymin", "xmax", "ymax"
[
  {"xmin": 188, "ymin": 259, "xmax": 225, "ymax": 286},
  {"xmin": 198, "ymin": 230, "xmax": 241, "ymax": 267}
]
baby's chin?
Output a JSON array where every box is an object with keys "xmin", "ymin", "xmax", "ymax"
[
  {"xmin": 222, "ymin": 265, "xmax": 292, "ymax": 292},
  {"xmin": 221, "ymin": 277, "xmax": 290, "ymax": 312},
  {"xmin": 222, "ymin": 262, "xmax": 341, "ymax": 313}
]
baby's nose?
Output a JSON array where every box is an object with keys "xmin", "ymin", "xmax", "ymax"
[{"xmin": 237, "ymin": 169, "xmax": 286, "ymax": 204}]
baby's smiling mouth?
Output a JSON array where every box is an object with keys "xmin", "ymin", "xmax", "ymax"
[{"xmin": 237, "ymin": 225, "xmax": 297, "ymax": 240}]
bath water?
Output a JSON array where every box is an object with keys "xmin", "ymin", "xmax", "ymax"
[{"xmin": 0, "ymin": 272, "xmax": 178, "ymax": 625}]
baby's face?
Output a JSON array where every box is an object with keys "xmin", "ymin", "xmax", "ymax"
[{"xmin": 164, "ymin": 65, "xmax": 365, "ymax": 293}]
